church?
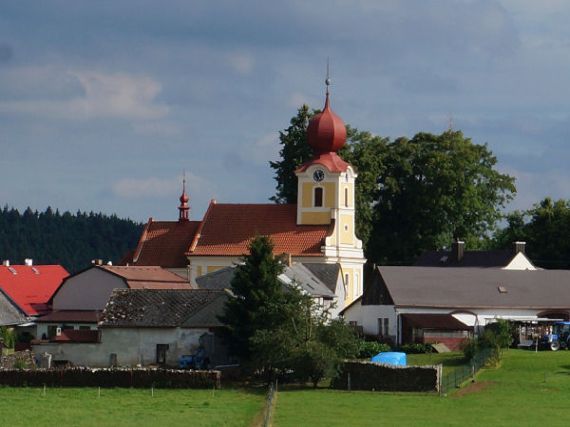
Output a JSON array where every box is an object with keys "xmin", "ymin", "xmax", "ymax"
[{"xmin": 124, "ymin": 85, "xmax": 366, "ymax": 306}]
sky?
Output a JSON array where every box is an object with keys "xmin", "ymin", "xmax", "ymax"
[{"xmin": 1, "ymin": 0, "xmax": 570, "ymax": 223}]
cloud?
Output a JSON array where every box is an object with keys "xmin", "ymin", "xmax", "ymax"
[
  {"xmin": 226, "ymin": 52, "xmax": 254, "ymax": 75},
  {"xmin": 0, "ymin": 44, "xmax": 13, "ymax": 63},
  {"xmin": 246, "ymin": 132, "xmax": 280, "ymax": 165},
  {"xmin": 0, "ymin": 69, "xmax": 168, "ymax": 120},
  {"xmin": 131, "ymin": 121, "xmax": 182, "ymax": 137},
  {"xmin": 112, "ymin": 173, "xmax": 214, "ymax": 199}
]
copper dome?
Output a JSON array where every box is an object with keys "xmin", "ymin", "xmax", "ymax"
[{"xmin": 307, "ymin": 93, "xmax": 347, "ymax": 154}]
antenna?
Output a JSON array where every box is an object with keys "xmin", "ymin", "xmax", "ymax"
[
  {"xmin": 182, "ymin": 169, "xmax": 186, "ymax": 193},
  {"xmin": 448, "ymin": 113, "xmax": 454, "ymax": 131},
  {"xmin": 325, "ymin": 57, "xmax": 331, "ymax": 95}
]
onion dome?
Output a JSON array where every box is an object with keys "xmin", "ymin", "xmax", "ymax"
[
  {"xmin": 178, "ymin": 176, "xmax": 190, "ymax": 222},
  {"xmin": 307, "ymin": 92, "xmax": 347, "ymax": 155}
]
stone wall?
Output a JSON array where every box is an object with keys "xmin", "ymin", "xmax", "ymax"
[{"xmin": 0, "ymin": 350, "xmax": 35, "ymax": 370}]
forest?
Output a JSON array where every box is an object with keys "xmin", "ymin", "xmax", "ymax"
[{"xmin": 0, "ymin": 206, "xmax": 143, "ymax": 273}]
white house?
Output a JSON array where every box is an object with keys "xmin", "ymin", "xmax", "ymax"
[{"xmin": 342, "ymin": 266, "xmax": 570, "ymax": 350}]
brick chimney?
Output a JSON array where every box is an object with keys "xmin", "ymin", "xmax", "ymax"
[
  {"xmin": 512, "ymin": 241, "xmax": 526, "ymax": 255},
  {"xmin": 451, "ymin": 240, "xmax": 465, "ymax": 262}
]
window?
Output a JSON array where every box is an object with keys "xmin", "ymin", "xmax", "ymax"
[
  {"xmin": 377, "ymin": 318, "xmax": 389, "ymax": 337},
  {"xmin": 314, "ymin": 187, "xmax": 323, "ymax": 207},
  {"xmin": 344, "ymin": 187, "xmax": 349, "ymax": 207},
  {"xmin": 156, "ymin": 344, "xmax": 169, "ymax": 365}
]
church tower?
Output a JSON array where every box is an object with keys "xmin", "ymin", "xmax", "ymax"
[{"xmin": 295, "ymin": 81, "xmax": 365, "ymax": 303}]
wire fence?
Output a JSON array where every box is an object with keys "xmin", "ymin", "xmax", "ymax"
[
  {"xmin": 439, "ymin": 348, "xmax": 493, "ymax": 395},
  {"xmin": 262, "ymin": 379, "xmax": 278, "ymax": 427}
]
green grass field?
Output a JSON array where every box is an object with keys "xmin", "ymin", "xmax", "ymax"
[
  {"xmin": 0, "ymin": 387, "xmax": 264, "ymax": 427},
  {"xmin": 2, "ymin": 350, "xmax": 570, "ymax": 426},
  {"xmin": 274, "ymin": 350, "xmax": 570, "ymax": 426}
]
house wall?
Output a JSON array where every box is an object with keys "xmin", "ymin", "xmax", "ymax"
[
  {"xmin": 36, "ymin": 322, "xmax": 98, "ymax": 339},
  {"xmin": 33, "ymin": 327, "xmax": 211, "ymax": 368},
  {"xmin": 53, "ymin": 269, "xmax": 126, "ymax": 311},
  {"xmin": 342, "ymin": 300, "xmax": 398, "ymax": 340}
]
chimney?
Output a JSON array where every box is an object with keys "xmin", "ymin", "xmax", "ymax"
[
  {"xmin": 94, "ymin": 259, "xmax": 103, "ymax": 266},
  {"xmin": 2, "ymin": 260, "xmax": 9, "ymax": 267},
  {"xmin": 24, "ymin": 258, "xmax": 33, "ymax": 266},
  {"xmin": 451, "ymin": 240, "xmax": 465, "ymax": 262},
  {"xmin": 512, "ymin": 241, "xmax": 526, "ymax": 255}
]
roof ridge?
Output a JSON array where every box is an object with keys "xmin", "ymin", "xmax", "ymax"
[
  {"xmin": 187, "ymin": 200, "xmax": 214, "ymax": 253},
  {"xmin": 132, "ymin": 217, "xmax": 152, "ymax": 263}
]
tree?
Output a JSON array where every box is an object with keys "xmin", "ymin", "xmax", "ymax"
[
  {"xmin": 270, "ymin": 109, "xmax": 514, "ymax": 263},
  {"xmin": 494, "ymin": 198, "xmax": 570, "ymax": 268},
  {"xmin": 367, "ymin": 130, "xmax": 516, "ymax": 264},
  {"xmin": 270, "ymin": 105, "xmax": 315, "ymax": 204},
  {"xmin": 218, "ymin": 235, "xmax": 287, "ymax": 361},
  {"xmin": 219, "ymin": 235, "xmax": 360, "ymax": 384}
]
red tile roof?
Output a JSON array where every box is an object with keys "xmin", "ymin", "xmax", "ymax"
[
  {"xmin": 189, "ymin": 203, "xmax": 330, "ymax": 257},
  {"xmin": 0, "ymin": 265, "xmax": 69, "ymax": 316},
  {"xmin": 296, "ymin": 152, "xmax": 350, "ymax": 173},
  {"xmin": 128, "ymin": 219, "xmax": 200, "ymax": 268}
]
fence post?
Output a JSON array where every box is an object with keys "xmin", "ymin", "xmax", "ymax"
[{"xmin": 347, "ymin": 373, "xmax": 351, "ymax": 391}]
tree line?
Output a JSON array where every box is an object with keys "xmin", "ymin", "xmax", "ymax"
[
  {"xmin": 0, "ymin": 206, "xmax": 143, "ymax": 273},
  {"xmin": 270, "ymin": 105, "xmax": 570, "ymax": 268}
]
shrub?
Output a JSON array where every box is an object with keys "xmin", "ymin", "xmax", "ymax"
[
  {"xmin": 357, "ymin": 341, "xmax": 391, "ymax": 358},
  {"xmin": 398, "ymin": 343, "xmax": 433, "ymax": 354}
]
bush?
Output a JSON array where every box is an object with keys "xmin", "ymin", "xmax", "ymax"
[
  {"xmin": 398, "ymin": 343, "xmax": 433, "ymax": 354},
  {"xmin": 357, "ymin": 341, "xmax": 391, "ymax": 358}
]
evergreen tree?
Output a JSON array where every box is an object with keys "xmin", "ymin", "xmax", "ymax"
[{"xmin": 218, "ymin": 235, "xmax": 287, "ymax": 360}]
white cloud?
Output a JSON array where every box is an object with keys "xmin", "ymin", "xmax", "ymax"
[
  {"xmin": 226, "ymin": 52, "xmax": 254, "ymax": 75},
  {"xmin": 504, "ymin": 167, "xmax": 570, "ymax": 211},
  {"xmin": 246, "ymin": 132, "xmax": 280, "ymax": 165},
  {"xmin": 0, "ymin": 69, "xmax": 168, "ymax": 120},
  {"xmin": 132, "ymin": 121, "xmax": 182, "ymax": 137},
  {"xmin": 112, "ymin": 173, "xmax": 214, "ymax": 199}
]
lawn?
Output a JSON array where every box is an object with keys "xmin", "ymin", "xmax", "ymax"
[
  {"xmin": 0, "ymin": 387, "xmax": 264, "ymax": 427},
  {"xmin": 274, "ymin": 349, "xmax": 570, "ymax": 426}
]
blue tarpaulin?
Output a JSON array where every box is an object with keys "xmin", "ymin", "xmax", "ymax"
[{"xmin": 371, "ymin": 352, "xmax": 407, "ymax": 366}]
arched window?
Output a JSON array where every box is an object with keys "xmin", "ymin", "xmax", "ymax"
[
  {"xmin": 344, "ymin": 187, "xmax": 349, "ymax": 207},
  {"xmin": 314, "ymin": 187, "xmax": 323, "ymax": 207}
]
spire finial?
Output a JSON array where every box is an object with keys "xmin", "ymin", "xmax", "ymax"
[
  {"xmin": 178, "ymin": 170, "xmax": 190, "ymax": 222},
  {"xmin": 324, "ymin": 57, "xmax": 331, "ymax": 108}
]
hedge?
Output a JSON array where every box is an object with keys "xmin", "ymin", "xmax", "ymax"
[
  {"xmin": 331, "ymin": 360, "xmax": 440, "ymax": 392},
  {"xmin": 0, "ymin": 367, "xmax": 221, "ymax": 389}
]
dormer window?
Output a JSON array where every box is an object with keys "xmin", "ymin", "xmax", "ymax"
[{"xmin": 314, "ymin": 187, "xmax": 323, "ymax": 207}]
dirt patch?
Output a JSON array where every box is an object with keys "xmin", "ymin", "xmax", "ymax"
[{"xmin": 452, "ymin": 380, "xmax": 496, "ymax": 397}]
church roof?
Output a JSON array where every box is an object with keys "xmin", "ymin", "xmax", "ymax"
[
  {"xmin": 188, "ymin": 202, "xmax": 330, "ymax": 257},
  {"xmin": 129, "ymin": 219, "xmax": 201, "ymax": 267}
]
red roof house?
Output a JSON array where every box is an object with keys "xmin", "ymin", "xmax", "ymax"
[{"xmin": 0, "ymin": 264, "xmax": 69, "ymax": 316}]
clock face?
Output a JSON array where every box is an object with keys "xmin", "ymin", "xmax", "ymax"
[{"xmin": 313, "ymin": 169, "xmax": 325, "ymax": 182}]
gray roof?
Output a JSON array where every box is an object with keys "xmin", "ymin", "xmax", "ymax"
[
  {"xmin": 0, "ymin": 288, "xmax": 27, "ymax": 326},
  {"xmin": 195, "ymin": 267, "xmax": 235, "ymax": 290},
  {"xmin": 301, "ymin": 263, "xmax": 341, "ymax": 293},
  {"xmin": 378, "ymin": 266, "xmax": 570, "ymax": 309},
  {"xmin": 280, "ymin": 264, "xmax": 336, "ymax": 298},
  {"xmin": 100, "ymin": 289, "xmax": 228, "ymax": 328},
  {"xmin": 195, "ymin": 263, "xmax": 338, "ymax": 299},
  {"xmin": 414, "ymin": 250, "xmax": 516, "ymax": 268}
]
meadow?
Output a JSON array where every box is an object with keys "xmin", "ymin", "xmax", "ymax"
[
  {"xmin": 2, "ymin": 350, "xmax": 570, "ymax": 426},
  {"xmin": 274, "ymin": 349, "xmax": 570, "ymax": 426}
]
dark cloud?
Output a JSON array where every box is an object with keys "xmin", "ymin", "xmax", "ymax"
[{"xmin": 0, "ymin": 44, "xmax": 13, "ymax": 63}]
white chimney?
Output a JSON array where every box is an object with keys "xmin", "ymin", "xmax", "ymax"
[
  {"xmin": 24, "ymin": 258, "xmax": 33, "ymax": 266},
  {"xmin": 107, "ymin": 261, "xmax": 113, "ymax": 266},
  {"xmin": 2, "ymin": 260, "xmax": 9, "ymax": 267}
]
